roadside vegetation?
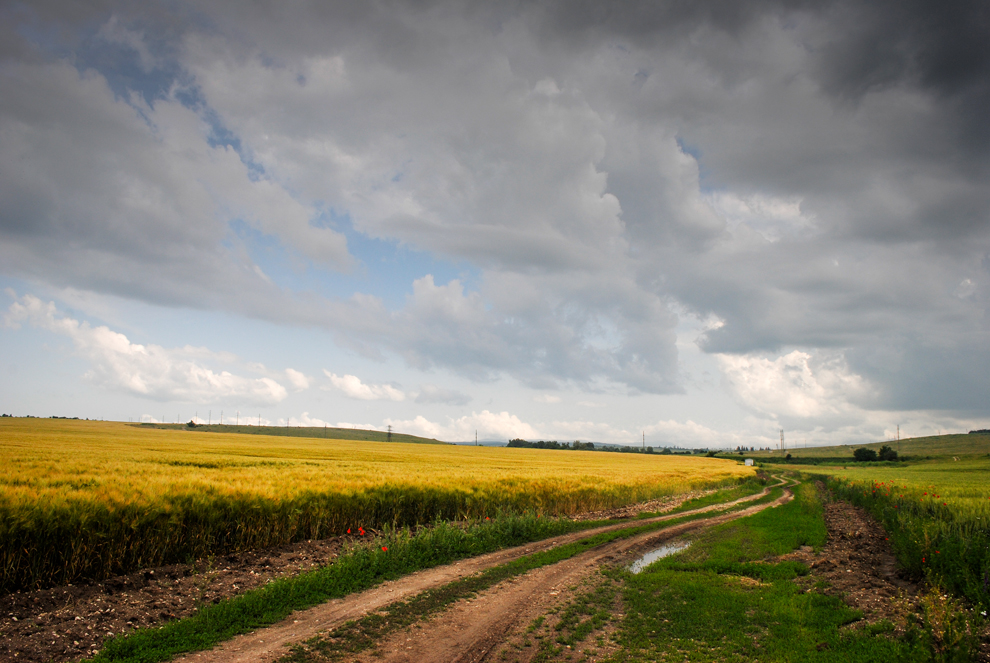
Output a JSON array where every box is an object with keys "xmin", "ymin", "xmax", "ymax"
[
  {"xmin": 756, "ymin": 435, "xmax": 990, "ymax": 615},
  {"xmin": 609, "ymin": 480, "xmax": 933, "ymax": 662},
  {"xmin": 821, "ymin": 458, "xmax": 990, "ymax": 614},
  {"xmin": 0, "ymin": 418, "xmax": 751, "ymax": 592}
]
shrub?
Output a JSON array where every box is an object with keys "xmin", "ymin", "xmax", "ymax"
[
  {"xmin": 853, "ymin": 447, "xmax": 878, "ymax": 462},
  {"xmin": 878, "ymin": 445, "xmax": 898, "ymax": 461}
]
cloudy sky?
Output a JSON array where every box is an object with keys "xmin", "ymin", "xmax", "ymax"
[{"xmin": 2, "ymin": 0, "xmax": 988, "ymax": 447}]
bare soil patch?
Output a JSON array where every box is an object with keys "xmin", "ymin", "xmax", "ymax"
[
  {"xmin": 0, "ymin": 536, "xmax": 350, "ymax": 662},
  {"xmin": 569, "ymin": 488, "xmax": 716, "ymax": 521},
  {"xmin": 488, "ymin": 570, "xmax": 625, "ymax": 663},
  {"xmin": 777, "ymin": 487, "xmax": 919, "ymax": 632}
]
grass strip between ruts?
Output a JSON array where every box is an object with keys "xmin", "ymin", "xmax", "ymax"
[
  {"xmin": 89, "ymin": 484, "xmax": 781, "ymax": 663},
  {"xmin": 282, "ymin": 487, "xmax": 787, "ymax": 662}
]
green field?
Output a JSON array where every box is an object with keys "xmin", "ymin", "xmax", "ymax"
[
  {"xmin": 609, "ymin": 481, "xmax": 933, "ymax": 662},
  {"xmin": 742, "ymin": 432, "xmax": 990, "ymax": 462},
  {"xmin": 758, "ymin": 434, "xmax": 990, "ymax": 615}
]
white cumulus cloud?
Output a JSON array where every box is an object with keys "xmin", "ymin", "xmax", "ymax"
[
  {"xmin": 3, "ymin": 293, "xmax": 288, "ymax": 404},
  {"xmin": 323, "ymin": 370, "xmax": 405, "ymax": 401},
  {"xmin": 386, "ymin": 410, "xmax": 538, "ymax": 442},
  {"xmin": 717, "ymin": 350, "xmax": 872, "ymax": 421},
  {"xmin": 284, "ymin": 368, "xmax": 311, "ymax": 391}
]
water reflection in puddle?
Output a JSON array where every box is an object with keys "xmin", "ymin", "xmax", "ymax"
[{"xmin": 629, "ymin": 541, "xmax": 692, "ymax": 574}]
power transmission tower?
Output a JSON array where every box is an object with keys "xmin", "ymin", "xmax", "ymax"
[
  {"xmin": 780, "ymin": 429, "xmax": 785, "ymax": 452},
  {"xmin": 387, "ymin": 424, "xmax": 392, "ymax": 443}
]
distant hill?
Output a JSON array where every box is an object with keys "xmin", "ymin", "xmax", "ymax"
[
  {"xmin": 744, "ymin": 432, "xmax": 990, "ymax": 461},
  {"xmin": 134, "ymin": 423, "xmax": 448, "ymax": 445}
]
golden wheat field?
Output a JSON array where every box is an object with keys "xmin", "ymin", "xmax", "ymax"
[{"xmin": 0, "ymin": 418, "xmax": 751, "ymax": 591}]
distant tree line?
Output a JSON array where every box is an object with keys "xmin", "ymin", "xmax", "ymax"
[
  {"xmin": 507, "ymin": 439, "xmax": 707, "ymax": 455},
  {"xmin": 508, "ymin": 439, "xmax": 596, "ymax": 451}
]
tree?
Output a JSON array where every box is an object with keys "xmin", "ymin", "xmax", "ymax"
[
  {"xmin": 853, "ymin": 447, "xmax": 878, "ymax": 462},
  {"xmin": 878, "ymin": 445, "xmax": 898, "ymax": 461}
]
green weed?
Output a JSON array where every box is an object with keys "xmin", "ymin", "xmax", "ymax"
[
  {"xmin": 825, "ymin": 472, "xmax": 990, "ymax": 613},
  {"xmin": 610, "ymin": 481, "xmax": 931, "ymax": 662}
]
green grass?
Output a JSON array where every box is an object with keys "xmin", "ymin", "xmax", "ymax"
[
  {"xmin": 821, "ymin": 464, "xmax": 990, "ymax": 613},
  {"xmin": 524, "ymin": 574, "xmax": 620, "ymax": 662},
  {"xmin": 654, "ymin": 479, "xmax": 826, "ymax": 582},
  {"xmin": 754, "ymin": 438, "xmax": 990, "ymax": 614},
  {"xmin": 610, "ymin": 481, "xmax": 933, "ymax": 662}
]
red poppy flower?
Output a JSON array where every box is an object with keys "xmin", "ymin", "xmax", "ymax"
[
  {"xmin": 347, "ymin": 528, "xmax": 351, "ymax": 534},
  {"xmin": 359, "ymin": 527, "xmax": 365, "ymax": 535},
  {"xmin": 381, "ymin": 546, "xmax": 388, "ymax": 552}
]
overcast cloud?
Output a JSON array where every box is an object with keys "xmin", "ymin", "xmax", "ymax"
[{"xmin": 1, "ymin": 0, "xmax": 988, "ymax": 445}]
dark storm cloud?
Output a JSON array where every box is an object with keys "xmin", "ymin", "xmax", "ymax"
[{"xmin": 2, "ymin": 0, "xmax": 989, "ymax": 417}]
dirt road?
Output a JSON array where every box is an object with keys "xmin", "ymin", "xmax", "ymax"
[{"xmin": 178, "ymin": 479, "xmax": 794, "ymax": 663}]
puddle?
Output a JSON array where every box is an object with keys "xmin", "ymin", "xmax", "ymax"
[{"xmin": 629, "ymin": 541, "xmax": 692, "ymax": 574}]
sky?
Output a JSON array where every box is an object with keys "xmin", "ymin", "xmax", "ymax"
[{"xmin": 1, "ymin": 0, "xmax": 989, "ymax": 447}]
